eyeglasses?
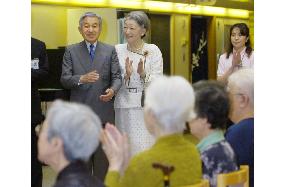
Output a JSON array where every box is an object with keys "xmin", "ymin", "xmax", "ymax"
[
  {"xmin": 226, "ymin": 85, "xmax": 246, "ymax": 98},
  {"xmin": 228, "ymin": 92, "xmax": 246, "ymax": 101},
  {"xmin": 231, "ymin": 93, "xmax": 245, "ymax": 96}
]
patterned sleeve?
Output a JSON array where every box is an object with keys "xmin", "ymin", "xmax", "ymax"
[
  {"xmin": 201, "ymin": 142, "xmax": 238, "ymax": 187},
  {"xmin": 144, "ymin": 44, "xmax": 163, "ymax": 87}
]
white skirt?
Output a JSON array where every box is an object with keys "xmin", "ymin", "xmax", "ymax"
[{"xmin": 115, "ymin": 108, "xmax": 155, "ymax": 157}]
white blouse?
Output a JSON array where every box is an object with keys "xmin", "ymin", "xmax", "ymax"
[
  {"xmin": 217, "ymin": 48, "xmax": 254, "ymax": 77},
  {"xmin": 114, "ymin": 43, "xmax": 163, "ymax": 108}
]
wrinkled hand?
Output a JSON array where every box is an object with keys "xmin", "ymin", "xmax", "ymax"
[
  {"xmin": 125, "ymin": 57, "xmax": 133, "ymax": 80},
  {"xmin": 80, "ymin": 70, "xmax": 99, "ymax": 83},
  {"xmin": 137, "ymin": 58, "xmax": 145, "ymax": 77},
  {"xmin": 232, "ymin": 51, "xmax": 241, "ymax": 67},
  {"xmin": 100, "ymin": 123, "xmax": 129, "ymax": 172},
  {"xmin": 121, "ymin": 132, "xmax": 130, "ymax": 174},
  {"xmin": 100, "ymin": 88, "xmax": 114, "ymax": 102}
]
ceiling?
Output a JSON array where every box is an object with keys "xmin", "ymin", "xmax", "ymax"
[{"xmin": 150, "ymin": 0, "xmax": 254, "ymax": 10}]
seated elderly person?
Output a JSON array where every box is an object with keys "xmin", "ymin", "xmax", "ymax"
[
  {"xmin": 37, "ymin": 100, "xmax": 104, "ymax": 187},
  {"xmin": 101, "ymin": 75, "xmax": 202, "ymax": 187},
  {"xmin": 225, "ymin": 69, "xmax": 254, "ymax": 187},
  {"xmin": 189, "ymin": 80, "xmax": 238, "ymax": 187}
]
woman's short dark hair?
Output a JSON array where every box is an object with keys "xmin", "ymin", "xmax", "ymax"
[
  {"xmin": 193, "ymin": 80, "xmax": 229, "ymax": 129},
  {"xmin": 226, "ymin": 23, "xmax": 253, "ymax": 58}
]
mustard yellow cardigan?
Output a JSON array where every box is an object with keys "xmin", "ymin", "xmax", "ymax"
[{"xmin": 105, "ymin": 134, "xmax": 202, "ymax": 187}]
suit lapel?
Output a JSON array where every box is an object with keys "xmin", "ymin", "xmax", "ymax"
[
  {"xmin": 92, "ymin": 42, "xmax": 105, "ymax": 70},
  {"xmin": 77, "ymin": 41, "xmax": 93, "ymax": 72}
]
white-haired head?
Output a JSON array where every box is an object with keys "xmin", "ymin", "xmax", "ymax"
[
  {"xmin": 144, "ymin": 75, "xmax": 195, "ymax": 134},
  {"xmin": 228, "ymin": 68, "xmax": 254, "ymax": 108},
  {"xmin": 46, "ymin": 100, "xmax": 102, "ymax": 162}
]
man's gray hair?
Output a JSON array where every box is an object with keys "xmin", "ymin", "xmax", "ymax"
[
  {"xmin": 228, "ymin": 68, "xmax": 254, "ymax": 107},
  {"xmin": 46, "ymin": 100, "xmax": 102, "ymax": 162},
  {"xmin": 125, "ymin": 11, "xmax": 150, "ymax": 38},
  {"xmin": 145, "ymin": 75, "xmax": 196, "ymax": 133},
  {"xmin": 79, "ymin": 12, "xmax": 102, "ymax": 28}
]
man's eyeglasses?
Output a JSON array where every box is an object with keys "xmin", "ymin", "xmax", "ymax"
[{"xmin": 231, "ymin": 93, "xmax": 245, "ymax": 96}]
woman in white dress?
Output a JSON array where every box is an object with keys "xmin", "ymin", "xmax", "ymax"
[{"xmin": 114, "ymin": 11, "xmax": 163, "ymax": 156}]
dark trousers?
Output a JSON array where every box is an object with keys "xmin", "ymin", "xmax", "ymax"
[
  {"xmin": 88, "ymin": 143, "xmax": 109, "ymax": 181},
  {"xmin": 31, "ymin": 124, "xmax": 42, "ymax": 187}
]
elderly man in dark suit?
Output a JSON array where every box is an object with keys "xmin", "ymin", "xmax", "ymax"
[
  {"xmin": 31, "ymin": 37, "xmax": 49, "ymax": 187},
  {"xmin": 60, "ymin": 12, "xmax": 122, "ymax": 180}
]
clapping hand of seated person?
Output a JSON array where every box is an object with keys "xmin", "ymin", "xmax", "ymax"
[
  {"xmin": 137, "ymin": 58, "xmax": 146, "ymax": 78},
  {"xmin": 100, "ymin": 123, "xmax": 130, "ymax": 174},
  {"xmin": 232, "ymin": 51, "xmax": 242, "ymax": 67},
  {"xmin": 80, "ymin": 70, "xmax": 100, "ymax": 83},
  {"xmin": 99, "ymin": 88, "xmax": 114, "ymax": 102},
  {"xmin": 125, "ymin": 57, "xmax": 133, "ymax": 81}
]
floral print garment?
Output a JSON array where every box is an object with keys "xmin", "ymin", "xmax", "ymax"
[{"xmin": 201, "ymin": 140, "xmax": 238, "ymax": 187}]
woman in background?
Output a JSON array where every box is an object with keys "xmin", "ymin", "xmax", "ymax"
[
  {"xmin": 217, "ymin": 23, "xmax": 254, "ymax": 83},
  {"xmin": 114, "ymin": 11, "xmax": 163, "ymax": 156}
]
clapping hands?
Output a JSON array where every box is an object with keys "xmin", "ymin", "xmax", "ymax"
[
  {"xmin": 137, "ymin": 58, "xmax": 145, "ymax": 77},
  {"xmin": 125, "ymin": 57, "xmax": 133, "ymax": 80},
  {"xmin": 125, "ymin": 57, "xmax": 146, "ymax": 80},
  {"xmin": 100, "ymin": 123, "xmax": 130, "ymax": 173},
  {"xmin": 232, "ymin": 51, "xmax": 242, "ymax": 67}
]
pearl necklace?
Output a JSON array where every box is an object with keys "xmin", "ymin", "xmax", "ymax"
[{"xmin": 127, "ymin": 41, "xmax": 144, "ymax": 53}]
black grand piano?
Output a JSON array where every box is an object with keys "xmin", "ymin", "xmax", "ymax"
[{"xmin": 38, "ymin": 47, "xmax": 70, "ymax": 102}]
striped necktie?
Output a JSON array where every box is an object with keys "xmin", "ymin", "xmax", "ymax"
[{"xmin": 90, "ymin": 44, "xmax": 95, "ymax": 61}]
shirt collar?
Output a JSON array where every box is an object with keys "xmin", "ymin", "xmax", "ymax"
[
  {"xmin": 197, "ymin": 130, "xmax": 225, "ymax": 152},
  {"xmin": 56, "ymin": 160, "xmax": 86, "ymax": 181},
  {"xmin": 85, "ymin": 40, "xmax": 98, "ymax": 52}
]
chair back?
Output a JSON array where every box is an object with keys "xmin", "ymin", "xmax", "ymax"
[
  {"xmin": 217, "ymin": 165, "xmax": 249, "ymax": 187},
  {"xmin": 181, "ymin": 179, "xmax": 210, "ymax": 187}
]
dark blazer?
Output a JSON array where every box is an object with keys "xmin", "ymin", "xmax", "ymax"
[
  {"xmin": 225, "ymin": 118, "xmax": 254, "ymax": 187},
  {"xmin": 31, "ymin": 37, "xmax": 49, "ymax": 125},
  {"xmin": 60, "ymin": 41, "xmax": 122, "ymax": 124},
  {"xmin": 54, "ymin": 160, "xmax": 105, "ymax": 187}
]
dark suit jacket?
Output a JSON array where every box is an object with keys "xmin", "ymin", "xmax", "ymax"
[
  {"xmin": 54, "ymin": 160, "xmax": 105, "ymax": 187},
  {"xmin": 60, "ymin": 41, "xmax": 122, "ymax": 124},
  {"xmin": 31, "ymin": 37, "xmax": 49, "ymax": 125}
]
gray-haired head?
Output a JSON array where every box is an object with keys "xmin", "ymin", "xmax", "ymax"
[
  {"xmin": 46, "ymin": 100, "xmax": 102, "ymax": 162},
  {"xmin": 79, "ymin": 12, "xmax": 102, "ymax": 29},
  {"xmin": 145, "ymin": 75, "xmax": 196, "ymax": 133},
  {"xmin": 125, "ymin": 11, "xmax": 150, "ymax": 38},
  {"xmin": 193, "ymin": 80, "xmax": 229, "ymax": 130},
  {"xmin": 228, "ymin": 68, "xmax": 254, "ymax": 107}
]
